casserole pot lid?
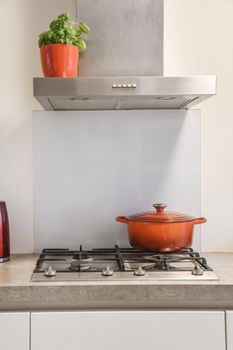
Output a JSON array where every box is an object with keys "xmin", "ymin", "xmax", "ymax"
[{"xmin": 125, "ymin": 204, "xmax": 196, "ymax": 223}]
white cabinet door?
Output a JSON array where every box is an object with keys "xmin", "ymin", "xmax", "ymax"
[
  {"xmin": 226, "ymin": 311, "xmax": 233, "ymax": 349},
  {"xmin": 31, "ymin": 311, "xmax": 225, "ymax": 350},
  {"xmin": 0, "ymin": 312, "xmax": 29, "ymax": 350}
]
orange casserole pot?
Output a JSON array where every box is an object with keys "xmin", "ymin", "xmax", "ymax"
[{"xmin": 116, "ymin": 203, "xmax": 206, "ymax": 252}]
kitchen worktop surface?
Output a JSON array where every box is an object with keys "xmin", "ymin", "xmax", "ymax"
[{"xmin": 1, "ymin": 253, "xmax": 233, "ymax": 310}]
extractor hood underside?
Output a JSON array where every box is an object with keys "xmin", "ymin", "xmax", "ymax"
[{"xmin": 33, "ymin": 76, "xmax": 216, "ymax": 111}]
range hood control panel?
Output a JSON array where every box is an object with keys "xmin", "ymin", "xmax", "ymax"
[{"xmin": 112, "ymin": 83, "xmax": 137, "ymax": 89}]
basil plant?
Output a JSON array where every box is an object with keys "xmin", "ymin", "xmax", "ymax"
[{"xmin": 38, "ymin": 13, "xmax": 90, "ymax": 51}]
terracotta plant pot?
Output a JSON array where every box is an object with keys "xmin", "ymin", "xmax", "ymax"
[
  {"xmin": 116, "ymin": 203, "xmax": 207, "ymax": 253},
  {"xmin": 40, "ymin": 44, "xmax": 79, "ymax": 77}
]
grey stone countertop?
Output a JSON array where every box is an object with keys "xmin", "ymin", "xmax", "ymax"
[{"xmin": 1, "ymin": 253, "xmax": 233, "ymax": 311}]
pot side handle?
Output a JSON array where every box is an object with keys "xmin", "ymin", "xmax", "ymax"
[
  {"xmin": 116, "ymin": 216, "xmax": 128, "ymax": 224},
  {"xmin": 193, "ymin": 217, "xmax": 207, "ymax": 225}
]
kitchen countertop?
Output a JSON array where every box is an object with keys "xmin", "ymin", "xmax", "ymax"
[{"xmin": 1, "ymin": 253, "xmax": 233, "ymax": 311}]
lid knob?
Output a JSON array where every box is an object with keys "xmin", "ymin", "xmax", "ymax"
[{"xmin": 153, "ymin": 203, "xmax": 167, "ymax": 213}]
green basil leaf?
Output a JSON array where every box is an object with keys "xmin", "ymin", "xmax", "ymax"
[
  {"xmin": 58, "ymin": 13, "xmax": 70, "ymax": 23},
  {"xmin": 75, "ymin": 29, "xmax": 82, "ymax": 37},
  {"xmin": 74, "ymin": 38, "xmax": 87, "ymax": 51},
  {"xmin": 79, "ymin": 22, "xmax": 91, "ymax": 34}
]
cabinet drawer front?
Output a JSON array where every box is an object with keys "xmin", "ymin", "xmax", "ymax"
[
  {"xmin": 226, "ymin": 311, "xmax": 233, "ymax": 350},
  {"xmin": 0, "ymin": 312, "xmax": 29, "ymax": 350},
  {"xmin": 31, "ymin": 311, "xmax": 225, "ymax": 350}
]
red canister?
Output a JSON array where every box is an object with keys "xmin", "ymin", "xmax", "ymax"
[{"xmin": 0, "ymin": 201, "xmax": 10, "ymax": 262}]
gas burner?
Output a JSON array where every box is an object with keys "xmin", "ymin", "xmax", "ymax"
[
  {"xmin": 69, "ymin": 261, "xmax": 91, "ymax": 271},
  {"xmin": 31, "ymin": 245, "xmax": 218, "ymax": 282},
  {"xmin": 155, "ymin": 260, "xmax": 169, "ymax": 270},
  {"xmin": 72, "ymin": 254, "xmax": 93, "ymax": 262},
  {"xmin": 124, "ymin": 260, "xmax": 155, "ymax": 271},
  {"xmin": 143, "ymin": 254, "xmax": 161, "ymax": 260}
]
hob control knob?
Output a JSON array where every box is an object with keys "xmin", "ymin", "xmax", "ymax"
[
  {"xmin": 44, "ymin": 266, "xmax": 56, "ymax": 277},
  {"xmin": 192, "ymin": 264, "xmax": 204, "ymax": 276},
  {"xmin": 134, "ymin": 266, "xmax": 146, "ymax": 276},
  {"xmin": 102, "ymin": 266, "xmax": 114, "ymax": 277}
]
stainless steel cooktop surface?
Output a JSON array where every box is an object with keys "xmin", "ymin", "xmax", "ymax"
[{"xmin": 31, "ymin": 246, "xmax": 218, "ymax": 282}]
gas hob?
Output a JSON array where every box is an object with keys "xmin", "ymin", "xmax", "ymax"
[{"xmin": 31, "ymin": 246, "xmax": 218, "ymax": 282}]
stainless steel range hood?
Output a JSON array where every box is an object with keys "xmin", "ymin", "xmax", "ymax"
[
  {"xmin": 33, "ymin": 0, "xmax": 216, "ymax": 111},
  {"xmin": 34, "ymin": 76, "xmax": 216, "ymax": 110}
]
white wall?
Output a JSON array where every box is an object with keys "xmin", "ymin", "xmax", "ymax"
[
  {"xmin": 0, "ymin": 0, "xmax": 35, "ymax": 253},
  {"xmin": 164, "ymin": 0, "xmax": 233, "ymax": 251},
  {"xmin": 0, "ymin": 0, "xmax": 232, "ymax": 253},
  {"xmin": 0, "ymin": 0, "xmax": 75, "ymax": 253}
]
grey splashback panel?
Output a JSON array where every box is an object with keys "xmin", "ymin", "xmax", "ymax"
[
  {"xmin": 34, "ymin": 110, "xmax": 201, "ymax": 252},
  {"xmin": 76, "ymin": 0, "xmax": 163, "ymax": 76}
]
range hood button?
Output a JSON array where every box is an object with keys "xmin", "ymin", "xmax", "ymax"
[{"xmin": 112, "ymin": 83, "xmax": 136, "ymax": 88}]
